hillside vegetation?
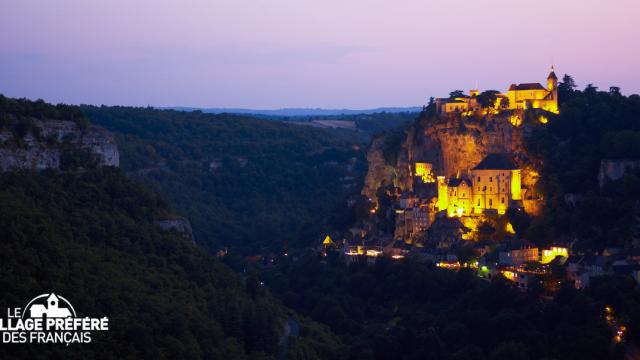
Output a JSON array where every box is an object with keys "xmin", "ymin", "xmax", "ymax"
[
  {"xmin": 0, "ymin": 97, "xmax": 344, "ymax": 359},
  {"xmin": 523, "ymin": 79, "xmax": 640, "ymax": 249},
  {"xmin": 82, "ymin": 106, "xmax": 368, "ymax": 255},
  {"xmin": 0, "ymin": 167, "xmax": 345, "ymax": 359},
  {"xmin": 263, "ymin": 252, "xmax": 623, "ymax": 360}
]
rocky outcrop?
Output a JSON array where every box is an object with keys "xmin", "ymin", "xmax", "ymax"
[
  {"xmin": 363, "ymin": 110, "xmax": 544, "ymax": 204},
  {"xmin": 362, "ymin": 135, "xmax": 399, "ymax": 201},
  {"xmin": 154, "ymin": 217, "xmax": 194, "ymax": 243},
  {"xmin": 598, "ymin": 159, "xmax": 640, "ymax": 187},
  {"xmin": 0, "ymin": 120, "xmax": 119, "ymax": 171},
  {"xmin": 411, "ymin": 114, "xmax": 532, "ymax": 179}
]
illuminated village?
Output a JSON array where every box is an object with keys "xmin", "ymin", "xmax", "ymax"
[{"xmin": 322, "ymin": 68, "xmax": 640, "ymax": 294}]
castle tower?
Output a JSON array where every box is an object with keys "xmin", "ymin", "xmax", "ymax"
[
  {"xmin": 547, "ymin": 66, "xmax": 558, "ymax": 93},
  {"xmin": 547, "ymin": 66, "xmax": 559, "ymax": 113}
]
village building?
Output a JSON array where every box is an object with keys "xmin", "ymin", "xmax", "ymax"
[
  {"xmin": 394, "ymin": 206, "xmax": 430, "ymax": 239},
  {"xmin": 435, "ymin": 67, "xmax": 559, "ymax": 115},
  {"xmin": 437, "ymin": 153, "xmax": 522, "ymax": 216},
  {"xmin": 498, "ymin": 239, "xmax": 539, "ymax": 266}
]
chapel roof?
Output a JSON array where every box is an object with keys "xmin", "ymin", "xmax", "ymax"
[{"xmin": 472, "ymin": 153, "xmax": 518, "ymax": 170}]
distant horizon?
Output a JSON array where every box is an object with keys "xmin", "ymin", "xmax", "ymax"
[
  {"xmin": 2, "ymin": 0, "xmax": 639, "ymax": 108},
  {"xmin": 2, "ymin": 75, "xmax": 636, "ymax": 112}
]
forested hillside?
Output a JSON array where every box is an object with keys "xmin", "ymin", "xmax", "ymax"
[
  {"xmin": 0, "ymin": 167, "xmax": 343, "ymax": 359},
  {"xmin": 524, "ymin": 78, "xmax": 640, "ymax": 250},
  {"xmin": 263, "ymin": 252, "xmax": 625, "ymax": 360},
  {"xmin": 0, "ymin": 97, "xmax": 344, "ymax": 359},
  {"xmin": 83, "ymin": 106, "xmax": 368, "ymax": 255}
]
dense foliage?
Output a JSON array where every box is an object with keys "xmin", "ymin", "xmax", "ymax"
[
  {"xmin": 263, "ymin": 252, "xmax": 621, "ymax": 360},
  {"xmin": 0, "ymin": 94, "xmax": 88, "ymax": 127},
  {"xmin": 82, "ymin": 106, "xmax": 367, "ymax": 255},
  {"xmin": 0, "ymin": 167, "xmax": 343, "ymax": 359},
  {"xmin": 524, "ymin": 78, "xmax": 640, "ymax": 250}
]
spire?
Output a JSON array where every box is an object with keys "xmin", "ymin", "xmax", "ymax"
[{"xmin": 547, "ymin": 65, "xmax": 557, "ymax": 80}]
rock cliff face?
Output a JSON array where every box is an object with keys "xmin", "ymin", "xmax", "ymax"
[
  {"xmin": 598, "ymin": 159, "xmax": 640, "ymax": 187},
  {"xmin": 363, "ymin": 111, "xmax": 542, "ymax": 205},
  {"xmin": 154, "ymin": 217, "xmax": 195, "ymax": 243},
  {"xmin": 0, "ymin": 120, "xmax": 119, "ymax": 171},
  {"xmin": 362, "ymin": 136, "xmax": 398, "ymax": 200}
]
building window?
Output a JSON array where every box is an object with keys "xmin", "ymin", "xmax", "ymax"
[
  {"xmin": 489, "ymin": 199, "xmax": 493, "ymax": 207},
  {"xmin": 501, "ymin": 197, "xmax": 505, "ymax": 204},
  {"xmin": 477, "ymin": 176, "xmax": 480, "ymax": 182},
  {"xmin": 489, "ymin": 177, "xmax": 493, "ymax": 182}
]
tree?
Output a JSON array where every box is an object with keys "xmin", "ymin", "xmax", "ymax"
[
  {"xmin": 476, "ymin": 90, "xmax": 501, "ymax": 109},
  {"xmin": 456, "ymin": 246, "xmax": 479, "ymax": 265},
  {"xmin": 500, "ymin": 97, "xmax": 510, "ymax": 109},
  {"xmin": 609, "ymin": 86, "xmax": 621, "ymax": 96},
  {"xmin": 425, "ymin": 97, "xmax": 436, "ymax": 114},
  {"xmin": 450, "ymin": 90, "xmax": 465, "ymax": 98},
  {"xmin": 558, "ymin": 74, "xmax": 576, "ymax": 93},
  {"xmin": 584, "ymin": 83, "xmax": 598, "ymax": 95},
  {"xmin": 558, "ymin": 74, "xmax": 577, "ymax": 103}
]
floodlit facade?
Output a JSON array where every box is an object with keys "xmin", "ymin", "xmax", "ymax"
[
  {"xmin": 436, "ymin": 154, "xmax": 522, "ymax": 217},
  {"xmin": 415, "ymin": 162, "xmax": 435, "ymax": 183},
  {"xmin": 436, "ymin": 67, "xmax": 559, "ymax": 115}
]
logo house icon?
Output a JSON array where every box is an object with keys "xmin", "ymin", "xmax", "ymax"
[{"xmin": 24, "ymin": 293, "xmax": 76, "ymax": 319}]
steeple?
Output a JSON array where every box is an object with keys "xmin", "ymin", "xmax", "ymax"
[
  {"xmin": 547, "ymin": 66, "xmax": 558, "ymax": 91},
  {"xmin": 547, "ymin": 66, "xmax": 558, "ymax": 81}
]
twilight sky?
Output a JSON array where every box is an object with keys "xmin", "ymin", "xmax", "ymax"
[{"xmin": 1, "ymin": 0, "xmax": 638, "ymax": 109}]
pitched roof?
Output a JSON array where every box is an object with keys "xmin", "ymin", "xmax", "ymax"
[
  {"xmin": 502, "ymin": 238, "xmax": 536, "ymax": 251},
  {"xmin": 472, "ymin": 153, "xmax": 517, "ymax": 170},
  {"xmin": 447, "ymin": 178, "xmax": 470, "ymax": 187},
  {"xmin": 510, "ymin": 83, "xmax": 546, "ymax": 91},
  {"xmin": 547, "ymin": 70, "xmax": 558, "ymax": 80}
]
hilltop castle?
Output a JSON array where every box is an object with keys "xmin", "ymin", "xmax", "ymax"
[{"xmin": 436, "ymin": 67, "xmax": 559, "ymax": 114}]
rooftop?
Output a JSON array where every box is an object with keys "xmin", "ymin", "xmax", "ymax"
[
  {"xmin": 472, "ymin": 153, "xmax": 518, "ymax": 170},
  {"xmin": 447, "ymin": 178, "xmax": 471, "ymax": 187},
  {"xmin": 508, "ymin": 83, "xmax": 546, "ymax": 91}
]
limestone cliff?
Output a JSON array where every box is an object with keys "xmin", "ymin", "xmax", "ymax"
[
  {"xmin": 154, "ymin": 216, "xmax": 195, "ymax": 243},
  {"xmin": 363, "ymin": 110, "xmax": 546, "ymax": 208},
  {"xmin": 362, "ymin": 135, "xmax": 399, "ymax": 200},
  {"xmin": 0, "ymin": 120, "xmax": 119, "ymax": 171}
]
